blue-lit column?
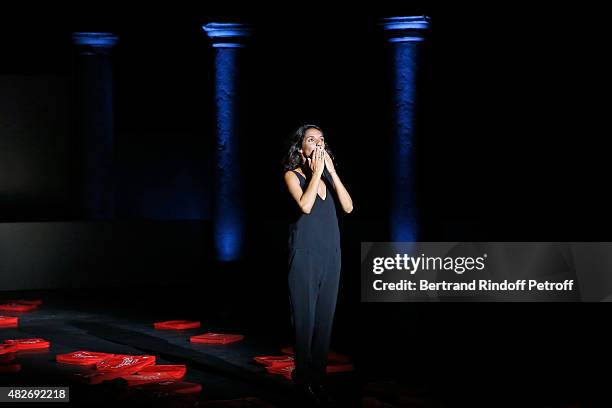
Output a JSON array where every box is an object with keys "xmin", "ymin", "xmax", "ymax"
[
  {"xmin": 202, "ymin": 23, "xmax": 251, "ymax": 261},
  {"xmin": 381, "ymin": 17, "xmax": 430, "ymax": 242},
  {"xmin": 72, "ymin": 32, "xmax": 119, "ymax": 220}
]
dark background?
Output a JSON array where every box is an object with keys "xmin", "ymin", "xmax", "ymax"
[
  {"xmin": 1, "ymin": 3, "xmax": 609, "ymax": 237},
  {"xmin": 1, "ymin": 2, "xmax": 609, "ymax": 404}
]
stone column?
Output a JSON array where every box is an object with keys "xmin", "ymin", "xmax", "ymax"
[
  {"xmin": 72, "ymin": 32, "xmax": 119, "ymax": 220},
  {"xmin": 202, "ymin": 23, "xmax": 251, "ymax": 261},
  {"xmin": 380, "ymin": 16, "xmax": 430, "ymax": 241}
]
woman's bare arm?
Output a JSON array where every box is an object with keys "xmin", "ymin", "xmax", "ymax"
[
  {"xmin": 328, "ymin": 171, "xmax": 353, "ymax": 213},
  {"xmin": 284, "ymin": 171, "xmax": 322, "ymax": 214},
  {"xmin": 324, "ymin": 151, "xmax": 353, "ymax": 213}
]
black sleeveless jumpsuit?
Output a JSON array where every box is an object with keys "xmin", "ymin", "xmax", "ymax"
[{"xmin": 287, "ymin": 167, "xmax": 341, "ymax": 387}]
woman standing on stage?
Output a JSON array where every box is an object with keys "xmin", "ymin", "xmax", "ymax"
[{"xmin": 282, "ymin": 124, "xmax": 353, "ymax": 404}]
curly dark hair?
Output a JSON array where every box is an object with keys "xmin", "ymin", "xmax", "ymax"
[{"xmin": 281, "ymin": 124, "xmax": 335, "ymax": 173}]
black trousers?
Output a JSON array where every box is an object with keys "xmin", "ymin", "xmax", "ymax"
[{"xmin": 288, "ymin": 246, "xmax": 341, "ymax": 386}]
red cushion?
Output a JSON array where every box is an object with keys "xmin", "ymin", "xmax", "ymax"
[
  {"xmin": 266, "ymin": 363, "xmax": 295, "ymax": 380},
  {"xmin": 96, "ymin": 354, "xmax": 156, "ymax": 372},
  {"xmin": 154, "ymin": 320, "xmax": 201, "ymax": 330},
  {"xmin": 254, "ymin": 355, "xmax": 294, "ymax": 367},
  {"xmin": 190, "ymin": 333, "xmax": 244, "ymax": 345},
  {"xmin": 138, "ymin": 365, "xmax": 187, "ymax": 378},
  {"xmin": 0, "ymin": 344, "xmax": 18, "ymax": 355},
  {"xmin": 56, "ymin": 351, "xmax": 115, "ymax": 365},
  {"xmin": 4, "ymin": 338, "xmax": 50, "ymax": 350},
  {"xmin": 122, "ymin": 371, "xmax": 180, "ymax": 386},
  {"xmin": 0, "ymin": 303, "xmax": 37, "ymax": 312},
  {"xmin": 74, "ymin": 355, "xmax": 156, "ymax": 385},
  {"xmin": 0, "ymin": 316, "xmax": 18, "ymax": 328}
]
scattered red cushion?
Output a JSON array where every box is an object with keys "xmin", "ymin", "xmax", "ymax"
[
  {"xmin": 154, "ymin": 320, "xmax": 201, "ymax": 330},
  {"xmin": 190, "ymin": 333, "xmax": 244, "ymax": 345},
  {"xmin": 0, "ymin": 363, "xmax": 21, "ymax": 373},
  {"xmin": 0, "ymin": 316, "xmax": 18, "ymax": 328},
  {"xmin": 0, "ymin": 303, "xmax": 37, "ymax": 312},
  {"xmin": 130, "ymin": 380, "xmax": 202, "ymax": 396},
  {"xmin": 56, "ymin": 351, "xmax": 115, "ymax": 365},
  {"xmin": 96, "ymin": 354, "xmax": 156, "ymax": 372},
  {"xmin": 266, "ymin": 363, "xmax": 295, "ymax": 380},
  {"xmin": 254, "ymin": 355, "xmax": 294, "ymax": 367},
  {"xmin": 138, "ymin": 365, "xmax": 187, "ymax": 379},
  {"xmin": 74, "ymin": 355, "xmax": 156, "ymax": 385},
  {"xmin": 0, "ymin": 344, "xmax": 18, "ymax": 355},
  {"xmin": 122, "ymin": 371, "xmax": 181, "ymax": 386},
  {"xmin": 4, "ymin": 338, "xmax": 50, "ymax": 351}
]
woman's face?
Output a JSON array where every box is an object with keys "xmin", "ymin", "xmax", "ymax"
[{"xmin": 301, "ymin": 128, "xmax": 325, "ymax": 159}]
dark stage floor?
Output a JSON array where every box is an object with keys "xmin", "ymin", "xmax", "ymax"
[
  {"xmin": 0, "ymin": 286, "xmax": 363, "ymax": 407},
  {"xmin": 0, "ymin": 286, "xmax": 592, "ymax": 408}
]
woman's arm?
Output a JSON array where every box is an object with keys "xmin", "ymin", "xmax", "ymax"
[
  {"xmin": 284, "ymin": 171, "xmax": 322, "ymax": 214},
  {"xmin": 328, "ymin": 171, "xmax": 353, "ymax": 213},
  {"xmin": 324, "ymin": 153, "xmax": 353, "ymax": 213},
  {"xmin": 284, "ymin": 146, "xmax": 326, "ymax": 214}
]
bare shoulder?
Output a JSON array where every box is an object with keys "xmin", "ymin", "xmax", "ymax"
[
  {"xmin": 284, "ymin": 170, "xmax": 299, "ymax": 183},
  {"xmin": 285, "ymin": 168, "xmax": 305, "ymax": 180},
  {"xmin": 285, "ymin": 169, "xmax": 306, "ymax": 192}
]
